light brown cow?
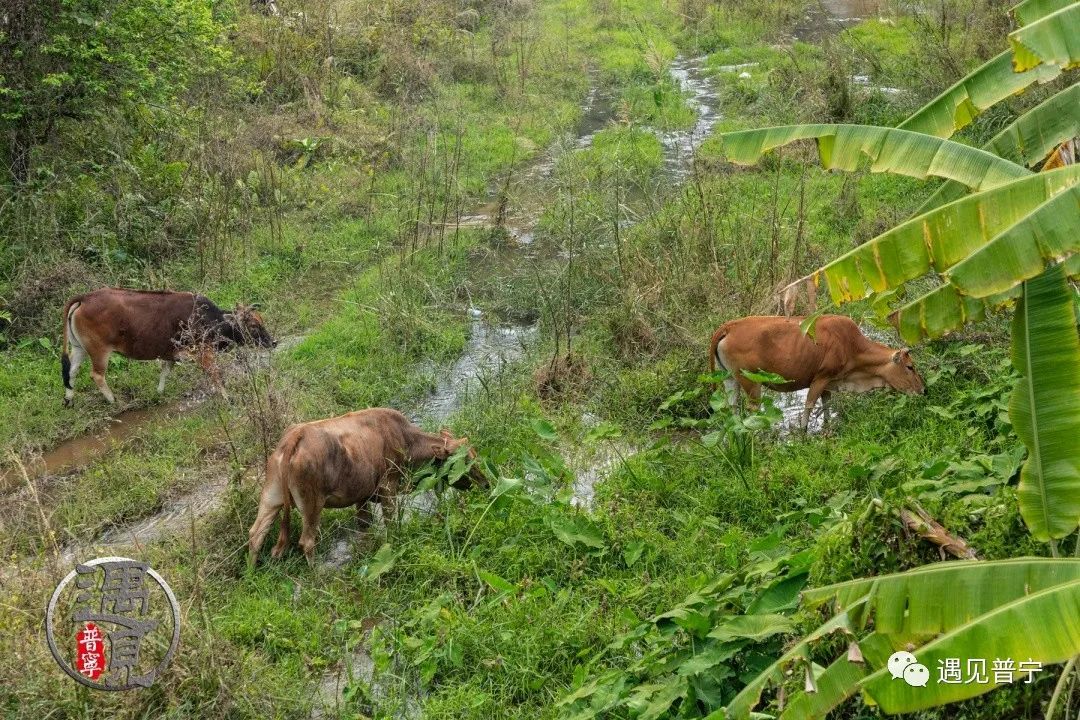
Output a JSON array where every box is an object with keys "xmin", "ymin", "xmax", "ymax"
[
  {"xmin": 61, "ymin": 288, "xmax": 274, "ymax": 405},
  {"xmin": 708, "ymin": 315, "xmax": 924, "ymax": 430},
  {"xmin": 248, "ymin": 408, "xmax": 487, "ymax": 565}
]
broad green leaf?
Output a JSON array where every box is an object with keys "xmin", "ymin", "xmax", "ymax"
[
  {"xmin": 707, "ymin": 614, "xmax": 795, "ymax": 643},
  {"xmin": 747, "ymin": 572, "xmax": 809, "ymax": 614},
  {"xmin": 943, "ymin": 185, "xmax": 1079, "ymax": 297},
  {"xmin": 478, "ymin": 570, "xmax": 517, "ymax": 595},
  {"xmin": 898, "ymin": 51, "xmax": 1061, "ymax": 138},
  {"xmin": 720, "ymin": 125, "xmax": 1030, "ymax": 190},
  {"xmin": 626, "ymin": 676, "xmax": 687, "ymax": 720},
  {"xmin": 548, "ymin": 514, "xmax": 606, "ymax": 549},
  {"xmin": 531, "ymin": 418, "xmax": 559, "ymax": 441},
  {"xmin": 623, "ymin": 540, "xmax": 646, "ymax": 567},
  {"xmin": 803, "ymin": 557, "xmax": 1080, "ymax": 640},
  {"xmin": 861, "ymin": 578, "xmax": 1080, "ymax": 712},
  {"xmin": 799, "ymin": 311, "xmax": 824, "ymax": 339},
  {"xmin": 890, "ymin": 255, "xmax": 1080, "ymax": 343},
  {"xmin": 1012, "ymin": 0, "xmax": 1076, "ymax": 26},
  {"xmin": 817, "ymin": 167, "xmax": 1080, "ymax": 304},
  {"xmin": 1008, "ymin": 3, "xmax": 1080, "ymax": 71},
  {"xmin": 916, "ymin": 82, "xmax": 1080, "ymax": 213},
  {"xmin": 723, "ymin": 600, "xmax": 868, "ymax": 720},
  {"xmin": 1010, "ymin": 264, "xmax": 1080, "ymax": 540},
  {"xmin": 362, "ymin": 543, "xmax": 400, "ymax": 582}
]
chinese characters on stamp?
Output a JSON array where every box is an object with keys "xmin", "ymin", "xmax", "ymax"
[{"xmin": 46, "ymin": 556, "xmax": 180, "ymax": 690}]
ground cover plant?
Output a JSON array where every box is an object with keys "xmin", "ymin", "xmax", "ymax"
[{"xmin": 1, "ymin": 0, "xmax": 1078, "ymax": 718}]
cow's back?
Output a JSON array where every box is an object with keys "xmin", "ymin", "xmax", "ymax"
[
  {"xmin": 72, "ymin": 288, "xmax": 196, "ymax": 360},
  {"xmin": 285, "ymin": 409, "xmax": 411, "ymax": 507},
  {"xmin": 717, "ymin": 315, "xmax": 867, "ymax": 389}
]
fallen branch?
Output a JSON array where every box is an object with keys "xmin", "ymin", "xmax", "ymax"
[{"xmin": 900, "ymin": 503, "xmax": 979, "ymax": 560}]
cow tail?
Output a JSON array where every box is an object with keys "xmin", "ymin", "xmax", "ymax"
[
  {"xmin": 708, "ymin": 326, "xmax": 729, "ymax": 374},
  {"xmin": 61, "ymin": 299, "xmax": 82, "ymax": 390}
]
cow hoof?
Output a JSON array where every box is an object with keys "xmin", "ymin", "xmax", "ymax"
[{"xmin": 63, "ymin": 398, "xmax": 73, "ymax": 408}]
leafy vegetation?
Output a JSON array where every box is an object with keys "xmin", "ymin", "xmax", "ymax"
[{"xmin": 1, "ymin": 0, "xmax": 1078, "ymax": 719}]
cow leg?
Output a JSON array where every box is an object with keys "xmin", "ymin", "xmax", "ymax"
[
  {"xmin": 723, "ymin": 375, "xmax": 741, "ymax": 411},
  {"xmin": 157, "ymin": 360, "xmax": 174, "ymax": 394},
  {"xmin": 248, "ymin": 483, "xmax": 285, "ymax": 565},
  {"xmin": 802, "ymin": 378, "xmax": 831, "ymax": 431},
  {"xmin": 378, "ymin": 475, "xmax": 400, "ymax": 524},
  {"xmin": 736, "ymin": 376, "xmax": 762, "ymax": 413},
  {"xmin": 356, "ymin": 501, "xmax": 374, "ymax": 530},
  {"xmin": 90, "ymin": 352, "xmax": 116, "ymax": 404},
  {"xmin": 296, "ymin": 493, "xmax": 325, "ymax": 565},
  {"xmin": 821, "ymin": 390, "xmax": 832, "ymax": 428},
  {"xmin": 196, "ymin": 346, "xmax": 228, "ymax": 400},
  {"xmin": 270, "ymin": 502, "xmax": 291, "ymax": 559},
  {"xmin": 64, "ymin": 344, "xmax": 86, "ymax": 406}
]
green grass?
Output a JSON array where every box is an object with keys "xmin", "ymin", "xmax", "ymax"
[{"xmin": 1, "ymin": 0, "xmax": 1070, "ymax": 718}]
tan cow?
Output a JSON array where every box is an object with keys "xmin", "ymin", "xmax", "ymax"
[
  {"xmin": 708, "ymin": 315, "xmax": 925, "ymax": 430},
  {"xmin": 248, "ymin": 408, "xmax": 487, "ymax": 565},
  {"xmin": 61, "ymin": 288, "xmax": 274, "ymax": 405}
]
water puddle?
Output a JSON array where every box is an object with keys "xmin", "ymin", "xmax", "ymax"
[
  {"xmin": 662, "ymin": 56, "xmax": 723, "ymax": 179},
  {"xmin": 414, "ymin": 315, "xmax": 538, "ymax": 424},
  {"xmin": 794, "ymin": 0, "xmax": 884, "ymax": 41},
  {"xmin": 0, "ymin": 395, "xmax": 209, "ymax": 493}
]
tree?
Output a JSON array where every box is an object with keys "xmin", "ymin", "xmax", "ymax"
[{"xmin": 0, "ymin": 0, "xmax": 227, "ymax": 183}]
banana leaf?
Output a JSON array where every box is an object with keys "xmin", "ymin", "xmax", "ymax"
[
  {"xmin": 803, "ymin": 557, "xmax": 1080, "ymax": 641},
  {"xmin": 814, "ymin": 167, "xmax": 1080, "ymax": 304},
  {"xmin": 1010, "ymin": 263, "xmax": 1080, "ymax": 541},
  {"xmin": 720, "ymin": 125, "xmax": 1030, "ymax": 190},
  {"xmin": 861, "ymin": 577, "xmax": 1080, "ymax": 712},
  {"xmin": 945, "ymin": 184, "xmax": 1079, "ymax": 297},
  {"xmin": 1012, "ymin": 0, "xmax": 1077, "ymax": 26},
  {"xmin": 723, "ymin": 599, "xmax": 868, "ymax": 720},
  {"xmin": 1009, "ymin": 3, "xmax": 1080, "ymax": 71},
  {"xmin": 898, "ymin": 50, "xmax": 1061, "ymax": 139},
  {"xmin": 916, "ymin": 82, "xmax": 1079, "ymax": 213}
]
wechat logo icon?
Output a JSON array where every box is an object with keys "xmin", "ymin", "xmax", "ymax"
[{"xmin": 888, "ymin": 650, "xmax": 930, "ymax": 688}]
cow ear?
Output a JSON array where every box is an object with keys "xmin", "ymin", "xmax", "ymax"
[{"xmin": 892, "ymin": 350, "xmax": 903, "ymax": 364}]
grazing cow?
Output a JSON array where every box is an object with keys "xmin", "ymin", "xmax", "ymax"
[
  {"xmin": 708, "ymin": 315, "xmax": 925, "ymax": 430},
  {"xmin": 248, "ymin": 408, "xmax": 487, "ymax": 565},
  {"xmin": 61, "ymin": 288, "xmax": 275, "ymax": 406}
]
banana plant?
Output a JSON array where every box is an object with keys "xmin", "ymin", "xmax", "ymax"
[
  {"xmin": 714, "ymin": 1, "xmax": 1080, "ymax": 716},
  {"xmin": 722, "ymin": 559, "xmax": 1080, "ymax": 719}
]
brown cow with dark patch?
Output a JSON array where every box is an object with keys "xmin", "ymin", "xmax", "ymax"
[
  {"xmin": 248, "ymin": 408, "xmax": 487, "ymax": 565},
  {"xmin": 708, "ymin": 315, "xmax": 925, "ymax": 430},
  {"xmin": 61, "ymin": 288, "xmax": 274, "ymax": 406}
]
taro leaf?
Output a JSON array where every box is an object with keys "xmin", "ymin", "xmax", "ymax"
[
  {"xmin": 361, "ymin": 543, "xmax": 400, "ymax": 582},
  {"xmin": 625, "ymin": 676, "xmax": 688, "ymax": 720},
  {"xmin": 747, "ymin": 572, "xmax": 809, "ymax": 615},
  {"xmin": 585, "ymin": 421, "xmax": 623, "ymax": 444},
  {"xmin": 708, "ymin": 614, "xmax": 795, "ymax": 644},
  {"xmin": 531, "ymin": 418, "xmax": 559, "ymax": 441},
  {"xmin": 623, "ymin": 540, "xmax": 646, "ymax": 568},
  {"xmin": 548, "ymin": 514, "xmax": 606, "ymax": 550}
]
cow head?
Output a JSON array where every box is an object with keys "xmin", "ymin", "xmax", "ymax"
[
  {"xmin": 231, "ymin": 304, "xmax": 276, "ymax": 348},
  {"xmin": 437, "ymin": 429, "xmax": 489, "ymax": 489},
  {"xmin": 881, "ymin": 348, "xmax": 925, "ymax": 395}
]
